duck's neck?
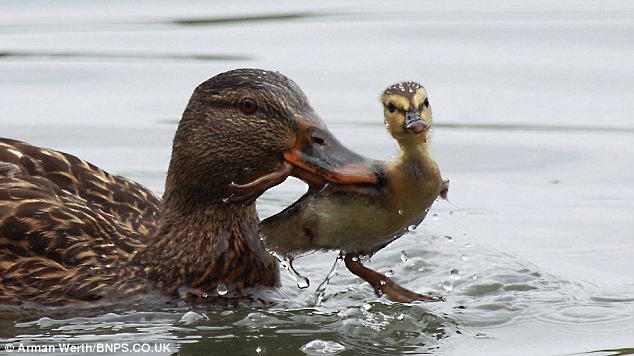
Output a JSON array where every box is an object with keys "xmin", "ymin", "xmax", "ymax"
[
  {"xmin": 130, "ymin": 201, "xmax": 279, "ymax": 296},
  {"xmin": 396, "ymin": 137, "xmax": 433, "ymax": 165}
]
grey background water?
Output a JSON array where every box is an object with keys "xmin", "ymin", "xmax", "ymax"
[{"xmin": 1, "ymin": 1, "xmax": 633, "ymax": 355}]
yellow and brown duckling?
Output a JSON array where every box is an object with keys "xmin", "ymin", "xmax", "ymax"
[
  {"xmin": 0, "ymin": 69, "xmax": 379, "ymax": 306},
  {"xmin": 256, "ymin": 82, "xmax": 449, "ymax": 302}
]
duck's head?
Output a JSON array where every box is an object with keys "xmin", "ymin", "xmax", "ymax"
[
  {"xmin": 164, "ymin": 69, "xmax": 378, "ymax": 212},
  {"xmin": 380, "ymin": 81, "xmax": 432, "ymax": 144}
]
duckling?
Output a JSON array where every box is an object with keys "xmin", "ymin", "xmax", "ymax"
[
  {"xmin": 0, "ymin": 69, "xmax": 380, "ymax": 306},
  {"xmin": 258, "ymin": 81, "xmax": 448, "ymax": 302}
]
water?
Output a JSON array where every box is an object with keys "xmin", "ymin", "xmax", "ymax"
[{"xmin": 1, "ymin": 1, "xmax": 634, "ymax": 355}]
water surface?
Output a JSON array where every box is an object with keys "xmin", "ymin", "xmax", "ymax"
[{"xmin": 1, "ymin": 1, "xmax": 633, "ymax": 355}]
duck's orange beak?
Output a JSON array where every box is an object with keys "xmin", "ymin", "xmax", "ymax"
[
  {"xmin": 283, "ymin": 116, "xmax": 380, "ymax": 187},
  {"xmin": 224, "ymin": 115, "xmax": 380, "ymax": 204}
]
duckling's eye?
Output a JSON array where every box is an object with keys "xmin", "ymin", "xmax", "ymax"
[
  {"xmin": 239, "ymin": 98, "xmax": 258, "ymax": 115},
  {"xmin": 423, "ymin": 98, "xmax": 430, "ymax": 108},
  {"xmin": 387, "ymin": 103, "xmax": 396, "ymax": 113}
]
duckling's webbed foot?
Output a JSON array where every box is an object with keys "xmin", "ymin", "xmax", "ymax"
[
  {"xmin": 344, "ymin": 254, "xmax": 443, "ymax": 303},
  {"xmin": 224, "ymin": 162, "xmax": 294, "ymax": 204}
]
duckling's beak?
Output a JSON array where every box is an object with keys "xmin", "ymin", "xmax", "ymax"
[
  {"xmin": 404, "ymin": 110, "xmax": 428, "ymax": 134},
  {"xmin": 284, "ymin": 118, "xmax": 380, "ymax": 187}
]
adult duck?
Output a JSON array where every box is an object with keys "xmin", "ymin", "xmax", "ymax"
[
  {"xmin": 0, "ymin": 69, "xmax": 379, "ymax": 306},
  {"xmin": 245, "ymin": 82, "xmax": 448, "ymax": 302}
]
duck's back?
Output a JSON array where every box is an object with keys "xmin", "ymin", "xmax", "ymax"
[{"xmin": 0, "ymin": 138, "xmax": 160, "ymax": 304}]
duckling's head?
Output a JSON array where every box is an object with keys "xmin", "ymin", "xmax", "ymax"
[
  {"xmin": 380, "ymin": 81, "xmax": 432, "ymax": 144},
  {"xmin": 164, "ymin": 69, "xmax": 378, "ymax": 214}
]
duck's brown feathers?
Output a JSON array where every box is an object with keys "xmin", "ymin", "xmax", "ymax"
[{"xmin": 0, "ymin": 138, "xmax": 160, "ymax": 305}]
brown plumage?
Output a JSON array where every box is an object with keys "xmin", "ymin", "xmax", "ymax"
[
  {"xmin": 260, "ymin": 81, "xmax": 448, "ymax": 257},
  {"xmin": 257, "ymin": 82, "xmax": 449, "ymax": 302},
  {"xmin": 0, "ymin": 69, "xmax": 379, "ymax": 306}
]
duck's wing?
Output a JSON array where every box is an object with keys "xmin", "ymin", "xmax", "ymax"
[
  {"xmin": 0, "ymin": 138, "xmax": 160, "ymax": 304},
  {"xmin": 0, "ymin": 138, "xmax": 160, "ymax": 238}
]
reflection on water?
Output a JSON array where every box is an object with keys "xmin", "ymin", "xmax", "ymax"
[{"xmin": 1, "ymin": 0, "xmax": 634, "ymax": 355}]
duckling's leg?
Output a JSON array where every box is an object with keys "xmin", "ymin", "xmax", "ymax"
[
  {"xmin": 224, "ymin": 162, "xmax": 295, "ymax": 204},
  {"xmin": 344, "ymin": 254, "xmax": 443, "ymax": 303}
]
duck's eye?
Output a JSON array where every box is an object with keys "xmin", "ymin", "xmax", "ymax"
[
  {"xmin": 239, "ymin": 98, "xmax": 258, "ymax": 115},
  {"xmin": 423, "ymin": 98, "xmax": 430, "ymax": 108},
  {"xmin": 387, "ymin": 103, "xmax": 396, "ymax": 113},
  {"xmin": 311, "ymin": 136, "xmax": 326, "ymax": 146}
]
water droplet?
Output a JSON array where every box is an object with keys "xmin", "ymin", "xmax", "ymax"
[
  {"xmin": 463, "ymin": 233, "xmax": 468, "ymax": 238},
  {"xmin": 297, "ymin": 277, "xmax": 310, "ymax": 289},
  {"xmin": 256, "ymin": 346, "xmax": 263, "ymax": 353},
  {"xmin": 449, "ymin": 210, "xmax": 454, "ymax": 217},
  {"xmin": 472, "ymin": 275, "xmax": 478, "ymax": 280},
  {"xmin": 461, "ymin": 254, "xmax": 468, "ymax": 261},
  {"xmin": 380, "ymin": 280, "xmax": 386, "ymax": 286},
  {"xmin": 407, "ymin": 224, "xmax": 416, "ymax": 232},
  {"xmin": 202, "ymin": 293, "xmax": 209, "ymax": 298},
  {"xmin": 418, "ymin": 266, "xmax": 425, "ymax": 272},
  {"xmin": 281, "ymin": 258, "xmax": 311, "ymax": 289},
  {"xmin": 363, "ymin": 302, "xmax": 371, "ymax": 311},
  {"xmin": 385, "ymin": 270, "xmax": 394, "ymax": 277},
  {"xmin": 432, "ymin": 213, "xmax": 438, "ymax": 220},
  {"xmin": 101, "ymin": 254, "xmax": 106, "ymax": 258},
  {"xmin": 450, "ymin": 268, "xmax": 461, "ymax": 280},
  {"xmin": 216, "ymin": 283, "xmax": 228, "ymax": 296},
  {"xmin": 442, "ymin": 281, "xmax": 454, "ymax": 292},
  {"xmin": 475, "ymin": 332, "xmax": 493, "ymax": 339},
  {"xmin": 465, "ymin": 243, "xmax": 471, "ymax": 248},
  {"xmin": 400, "ymin": 251, "xmax": 409, "ymax": 263},
  {"xmin": 395, "ymin": 313, "xmax": 405, "ymax": 321},
  {"xmin": 445, "ymin": 235, "xmax": 453, "ymax": 242},
  {"xmin": 398, "ymin": 209, "xmax": 404, "ymax": 215},
  {"xmin": 351, "ymin": 256, "xmax": 359, "ymax": 262},
  {"xmin": 491, "ymin": 261, "xmax": 497, "ymax": 267}
]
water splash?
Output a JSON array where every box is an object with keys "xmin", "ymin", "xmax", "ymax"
[
  {"xmin": 300, "ymin": 340, "xmax": 345, "ymax": 354},
  {"xmin": 450, "ymin": 268, "xmax": 461, "ymax": 280},
  {"xmin": 442, "ymin": 281, "xmax": 454, "ymax": 292},
  {"xmin": 314, "ymin": 254, "xmax": 342, "ymax": 305},
  {"xmin": 400, "ymin": 251, "xmax": 409, "ymax": 263},
  {"xmin": 276, "ymin": 254, "xmax": 310, "ymax": 289}
]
